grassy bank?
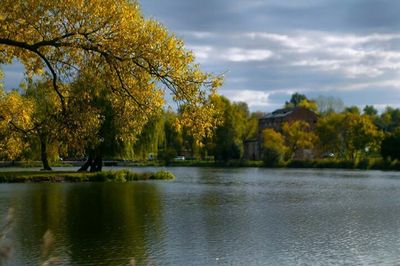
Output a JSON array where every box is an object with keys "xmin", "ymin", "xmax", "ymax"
[
  {"xmin": 0, "ymin": 169, "xmax": 175, "ymax": 183},
  {"xmin": 280, "ymin": 158, "xmax": 400, "ymax": 171},
  {"xmin": 3, "ymin": 159, "xmax": 400, "ymax": 171}
]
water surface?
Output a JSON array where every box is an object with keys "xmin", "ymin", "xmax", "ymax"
[{"xmin": 1, "ymin": 167, "xmax": 400, "ymax": 265}]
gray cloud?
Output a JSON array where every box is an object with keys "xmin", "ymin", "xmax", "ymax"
[
  {"xmin": 178, "ymin": 31, "xmax": 400, "ymax": 109},
  {"xmin": 140, "ymin": 1, "xmax": 400, "ymax": 112},
  {"xmin": 3, "ymin": 1, "xmax": 400, "ymax": 113},
  {"xmin": 348, "ymin": 0, "xmax": 400, "ymax": 31},
  {"xmin": 141, "ymin": 0, "xmax": 400, "ymax": 33}
]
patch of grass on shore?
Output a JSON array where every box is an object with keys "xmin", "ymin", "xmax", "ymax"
[{"xmin": 0, "ymin": 170, "xmax": 175, "ymax": 183}]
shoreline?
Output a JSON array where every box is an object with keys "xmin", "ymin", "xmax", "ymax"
[{"xmin": 0, "ymin": 170, "xmax": 175, "ymax": 183}]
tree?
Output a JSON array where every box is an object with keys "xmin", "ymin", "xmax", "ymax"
[
  {"xmin": 314, "ymin": 95, "xmax": 344, "ymax": 114},
  {"xmin": 11, "ymin": 78, "xmax": 101, "ymax": 170},
  {"xmin": 208, "ymin": 96, "xmax": 252, "ymax": 162},
  {"xmin": 343, "ymin": 114, "xmax": 381, "ymax": 160},
  {"xmin": 381, "ymin": 129, "xmax": 400, "ymax": 161},
  {"xmin": 285, "ymin": 93, "xmax": 307, "ymax": 107},
  {"xmin": 375, "ymin": 107, "xmax": 400, "ymax": 133},
  {"xmin": 0, "ymin": 88, "xmax": 34, "ymax": 161},
  {"xmin": 285, "ymin": 93, "xmax": 317, "ymax": 112},
  {"xmin": 132, "ymin": 113, "xmax": 164, "ymax": 161},
  {"xmin": 298, "ymin": 99, "xmax": 318, "ymax": 112},
  {"xmin": 282, "ymin": 121, "xmax": 316, "ymax": 159},
  {"xmin": 24, "ymin": 80, "xmax": 61, "ymax": 170},
  {"xmin": 317, "ymin": 113, "xmax": 381, "ymax": 161},
  {"xmin": 211, "ymin": 96, "xmax": 241, "ymax": 161},
  {"xmin": 262, "ymin": 128, "xmax": 286, "ymax": 166},
  {"xmin": 160, "ymin": 110, "xmax": 183, "ymax": 164},
  {"xmin": 0, "ymin": 1, "xmax": 221, "ymax": 171},
  {"xmin": 363, "ymin": 105, "xmax": 378, "ymax": 116},
  {"xmin": 316, "ymin": 113, "xmax": 345, "ymax": 157},
  {"xmin": 245, "ymin": 112, "xmax": 264, "ymax": 141},
  {"xmin": 343, "ymin": 106, "xmax": 361, "ymax": 115}
]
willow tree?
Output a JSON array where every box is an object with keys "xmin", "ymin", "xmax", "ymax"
[
  {"xmin": 0, "ymin": 0, "xmax": 221, "ymax": 171},
  {"xmin": 23, "ymin": 79, "xmax": 101, "ymax": 170}
]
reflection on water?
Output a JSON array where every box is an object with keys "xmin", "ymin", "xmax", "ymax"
[{"xmin": 2, "ymin": 167, "xmax": 400, "ymax": 265}]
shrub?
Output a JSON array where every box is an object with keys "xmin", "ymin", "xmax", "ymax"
[
  {"xmin": 151, "ymin": 170, "xmax": 175, "ymax": 180},
  {"xmin": 262, "ymin": 147, "xmax": 283, "ymax": 167}
]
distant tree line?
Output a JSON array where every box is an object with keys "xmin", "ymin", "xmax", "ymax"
[
  {"xmin": 2, "ymin": 82, "xmax": 400, "ymax": 169},
  {"xmin": 263, "ymin": 93, "xmax": 400, "ymax": 167}
]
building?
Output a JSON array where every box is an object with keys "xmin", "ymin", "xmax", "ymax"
[
  {"xmin": 243, "ymin": 139, "xmax": 260, "ymax": 161},
  {"xmin": 243, "ymin": 107, "xmax": 318, "ymax": 160},
  {"xmin": 258, "ymin": 107, "xmax": 318, "ymax": 135}
]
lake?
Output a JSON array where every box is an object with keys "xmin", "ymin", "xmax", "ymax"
[{"xmin": 1, "ymin": 167, "xmax": 400, "ymax": 265}]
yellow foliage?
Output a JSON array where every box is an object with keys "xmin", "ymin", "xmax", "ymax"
[
  {"xmin": 282, "ymin": 121, "xmax": 317, "ymax": 159},
  {"xmin": 0, "ymin": 88, "xmax": 34, "ymax": 160},
  {"xmin": 298, "ymin": 99, "xmax": 318, "ymax": 112},
  {"xmin": 262, "ymin": 128, "xmax": 287, "ymax": 154},
  {"xmin": 0, "ymin": 0, "xmax": 222, "ymax": 146},
  {"xmin": 316, "ymin": 112, "xmax": 382, "ymax": 160}
]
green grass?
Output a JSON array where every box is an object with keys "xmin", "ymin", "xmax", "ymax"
[{"xmin": 0, "ymin": 169, "xmax": 175, "ymax": 183}]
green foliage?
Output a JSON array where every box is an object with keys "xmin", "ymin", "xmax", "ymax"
[
  {"xmin": 284, "ymin": 93, "xmax": 318, "ymax": 112},
  {"xmin": 159, "ymin": 147, "xmax": 178, "ymax": 165},
  {"xmin": 246, "ymin": 112, "xmax": 264, "ymax": 140},
  {"xmin": 285, "ymin": 92, "xmax": 307, "ymax": 107},
  {"xmin": 162, "ymin": 110, "xmax": 183, "ymax": 158},
  {"xmin": 363, "ymin": 105, "xmax": 378, "ymax": 116},
  {"xmin": 375, "ymin": 107, "xmax": 400, "ymax": 132},
  {"xmin": 286, "ymin": 159, "xmax": 355, "ymax": 169},
  {"xmin": 343, "ymin": 106, "xmax": 361, "ymax": 115},
  {"xmin": 151, "ymin": 170, "xmax": 175, "ymax": 180},
  {"xmin": 262, "ymin": 147, "xmax": 282, "ymax": 167},
  {"xmin": 316, "ymin": 113, "xmax": 381, "ymax": 161},
  {"xmin": 0, "ymin": 169, "xmax": 175, "ymax": 183},
  {"xmin": 381, "ymin": 130, "xmax": 400, "ymax": 161},
  {"xmin": 210, "ymin": 95, "xmax": 251, "ymax": 161},
  {"xmin": 129, "ymin": 109, "xmax": 164, "ymax": 160}
]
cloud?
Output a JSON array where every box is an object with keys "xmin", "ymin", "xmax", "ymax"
[
  {"xmin": 181, "ymin": 29, "xmax": 400, "ymax": 111},
  {"xmin": 186, "ymin": 30, "xmax": 400, "ymax": 78},
  {"xmin": 186, "ymin": 45, "xmax": 273, "ymax": 63},
  {"xmin": 221, "ymin": 48, "xmax": 273, "ymax": 62},
  {"xmin": 222, "ymin": 89, "xmax": 272, "ymax": 108},
  {"xmin": 3, "ymin": 1, "xmax": 400, "ymax": 113}
]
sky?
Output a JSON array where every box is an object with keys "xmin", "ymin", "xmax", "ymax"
[{"xmin": 3, "ymin": 0, "xmax": 400, "ymax": 112}]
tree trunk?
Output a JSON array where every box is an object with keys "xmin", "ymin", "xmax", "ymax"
[
  {"xmin": 40, "ymin": 134, "xmax": 52, "ymax": 171},
  {"xmin": 78, "ymin": 151, "xmax": 103, "ymax": 172},
  {"xmin": 90, "ymin": 155, "xmax": 102, "ymax": 172},
  {"xmin": 78, "ymin": 154, "xmax": 93, "ymax": 172}
]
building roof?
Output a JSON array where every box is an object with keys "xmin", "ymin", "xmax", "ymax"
[
  {"xmin": 262, "ymin": 107, "xmax": 296, "ymax": 119},
  {"xmin": 262, "ymin": 107, "xmax": 316, "ymax": 119}
]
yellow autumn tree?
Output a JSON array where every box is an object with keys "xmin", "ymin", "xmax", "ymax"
[
  {"xmin": 0, "ymin": 0, "xmax": 221, "ymax": 171},
  {"xmin": 262, "ymin": 128, "xmax": 287, "ymax": 166},
  {"xmin": 316, "ymin": 112, "xmax": 382, "ymax": 161},
  {"xmin": 282, "ymin": 121, "xmax": 317, "ymax": 159},
  {"xmin": 0, "ymin": 87, "xmax": 35, "ymax": 160},
  {"xmin": 21, "ymin": 79, "xmax": 101, "ymax": 170}
]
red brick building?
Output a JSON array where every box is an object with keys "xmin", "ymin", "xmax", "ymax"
[
  {"xmin": 244, "ymin": 107, "xmax": 318, "ymax": 160},
  {"xmin": 258, "ymin": 107, "xmax": 318, "ymax": 135}
]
